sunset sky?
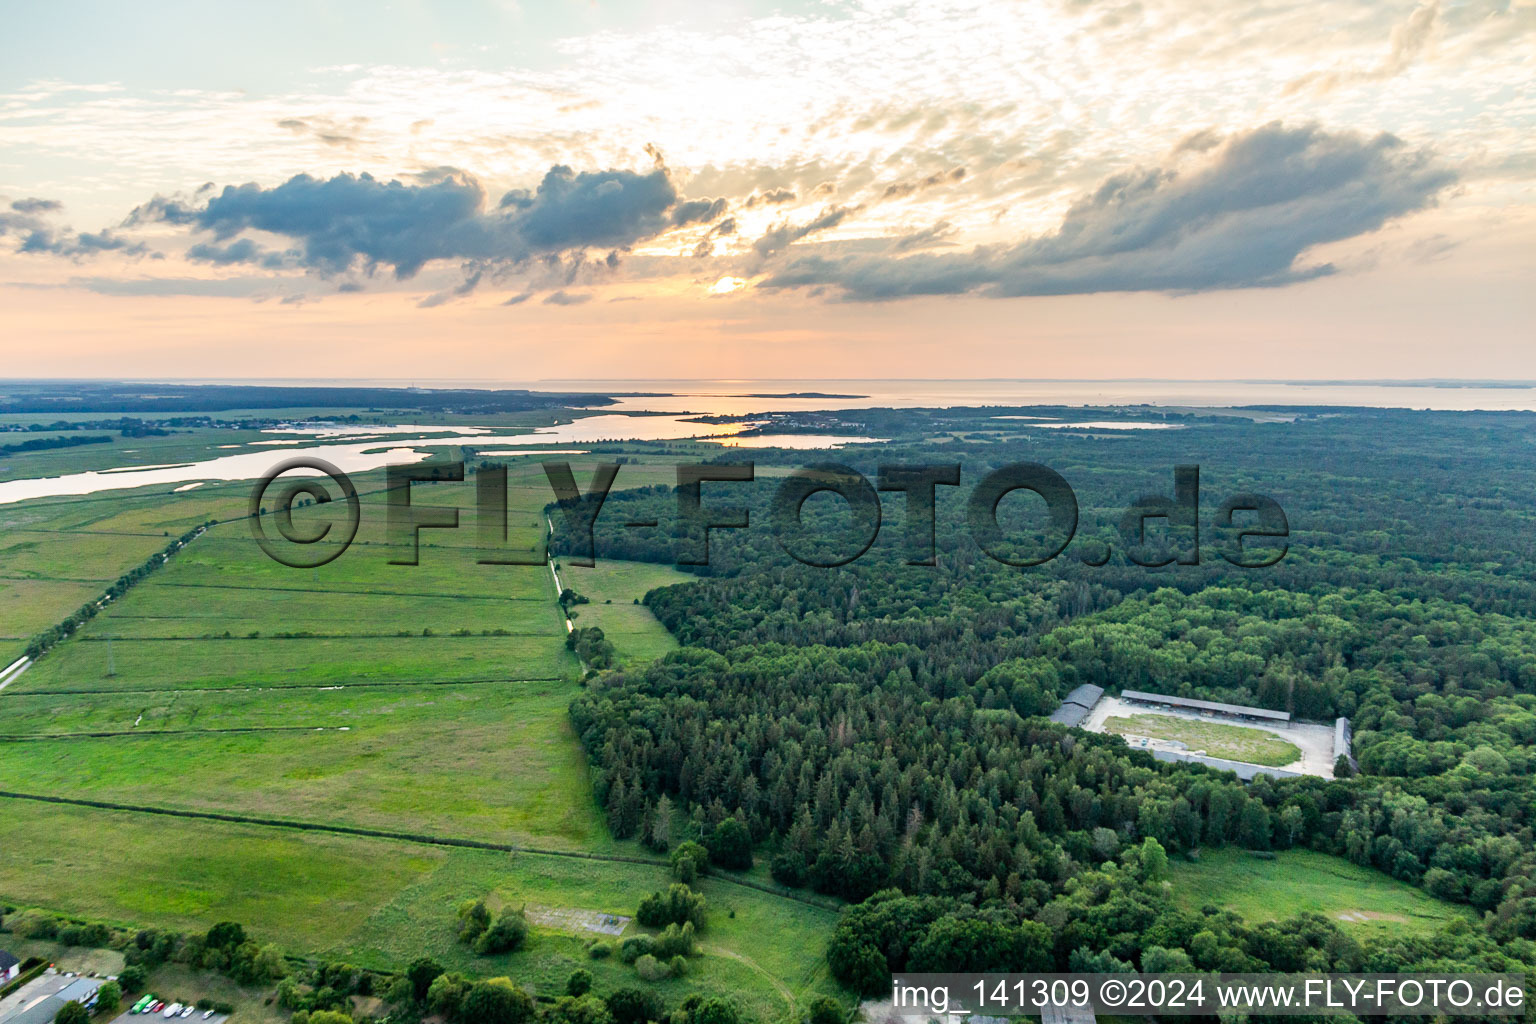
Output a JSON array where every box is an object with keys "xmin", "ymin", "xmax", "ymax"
[{"xmin": 1, "ymin": 0, "xmax": 1531, "ymax": 381}]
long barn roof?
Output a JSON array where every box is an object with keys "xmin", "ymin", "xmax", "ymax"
[{"xmin": 1120, "ymin": 689, "xmax": 1291, "ymax": 722}]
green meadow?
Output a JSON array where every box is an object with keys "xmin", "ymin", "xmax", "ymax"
[
  {"xmin": 0, "ymin": 799, "xmax": 838, "ymax": 1023},
  {"xmin": 0, "ymin": 432, "xmax": 843, "ymax": 1021},
  {"xmin": 1168, "ymin": 847, "xmax": 1471, "ymax": 940},
  {"xmin": 560, "ymin": 559, "xmax": 695, "ymax": 666},
  {"xmin": 0, "ymin": 683, "xmax": 605, "ymax": 849}
]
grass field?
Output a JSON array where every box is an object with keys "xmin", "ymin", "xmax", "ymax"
[
  {"xmin": 0, "ymin": 438, "xmax": 841, "ymax": 1021},
  {"xmin": 560, "ymin": 559, "xmax": 696, "ymax": 666},
  {"xmin": 0, "ymin": 799, "xmax": 839, "ymax": 1022},
  {"xmin": 1168, "ymin": 848, "xmax": 1471, "ymax": 939},
  {"xmin": 1103, "ymin": 713, "xmax": 1302, "ymax": 766}
]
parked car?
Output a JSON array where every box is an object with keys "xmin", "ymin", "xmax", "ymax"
[
  {"xmin": 202, "ymin": 1012, "xmax": 214, "ymax": 1020},
  {"xmin": 164, "ymin": 1003, "xmax": 182, "ymax": 1018},
  {"xmin": 180, "ymin": 1008, "xmax": 194, "ymax": 1018}
]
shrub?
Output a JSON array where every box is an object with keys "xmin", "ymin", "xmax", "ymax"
[
  {"xmin": 460, "ymin": 979, "xmax": 534, "ymax": 1024},
  {"xmin": 407, "ymin": 957, "xmax": 444, "ymax": 1002},
  {"xmin": 427, "ymin": 973, "xmax": 470, "ymax": 1020},
  {"xmin": 565, "ymin": 970, "xmax": 592, "ymax": 998},
  {"xmin": 457, "ymin": 900, "xmax": 491, "ymax": 944},
  {"xmin": 54, "ymin": 1003, "xmax": 90, "ymax": 1024},
  {"xmin": 8, "ymin": 909, "xmax": 60, "ymax": 940},
  {"xmin": 586, "ymin": 940, "xmax": 614, "ymax": 960},
  {"xmin": 651, "ymin": 922, "xmax": 697, "ymax": 960},
  {"xmin": 635, "ymin": 884, "xmax": 706, "ymax": 930},
  {"xmin": 92, "ymin": 982, "xmax": 121, "ymax": 1017},
  {"xmin": 806, "ymin": 996, "xmax": 844, "ymax": 1024},
  {"xmin": 669, "ymin": 842, "xmax": 709, "ymax": 884},
  {"xmin": 633, "ymin": 955, "xmax": 669, "ymax": 983},
  {"xmin": 206, "ymin": 922, "xmax": 246, "ymax": 950},
  {"xmin": 619, "ymin": 936, "xmax": 653, "ymax": 965},
  {"xmin": 606, "ymin": 989, "xmax": 663, "ymax": 1024},
  {"xmin": 474, "ymin": 910, "xmax": 528, "ymax": 955}
]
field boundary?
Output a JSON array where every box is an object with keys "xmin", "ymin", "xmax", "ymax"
[
  {"xmin": 8, "ymin": 676, "xmax": 567, "ymax": 696},
  {"xmin": 0, "ymin": 726, "xmax": 349, "ymax": 741},
  {"xmin": 0, "ymin": 789, "xmax": 842, "ymax": 913}
]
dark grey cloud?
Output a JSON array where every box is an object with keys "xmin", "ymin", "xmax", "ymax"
[
  {"xmin": 761, "ymin": 123, "xmax": 1457, "ymax": 300},
  {"xmin": 131, "ymin": 163, "xmax": 698, "ymax": 280},
  {"xmin": 1, "ymin": 198, "xmax": 146, "ymax": 259},
  {"xmin": 186, "ymin": 238, "xmax": 291, "ymax": 269},
  {"xmin": 11, "ymin": 198, "xmax": 63, "ymax": 214},
  {"xmin": 671, "ymin": 196, "xmax": 728, "ymax": 225}
]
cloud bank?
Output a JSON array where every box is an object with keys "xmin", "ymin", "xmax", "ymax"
[
  {"xmin": 1, "ymin": 197, "xmax": 145, "ymax": 258},
  {"xmin": 761, "ymin": 123, "xmax": 1457, "ymax": 299},
  {"xmin": 131, "ymin": 164, "xmax": 721, "ymax": 280}
]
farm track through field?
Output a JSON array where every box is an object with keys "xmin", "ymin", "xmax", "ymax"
[
  {"xmin": 0, "ymin": 789, "xmax": 842, "ymax": 913},
  {"xmin": 703, "ymin": 945, "xmax": 794, "ymax": 1008}
]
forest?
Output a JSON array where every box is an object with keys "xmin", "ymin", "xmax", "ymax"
[{"xmin": 554, "ymin": 407, "xmax": 1536, "ymax": 1003}]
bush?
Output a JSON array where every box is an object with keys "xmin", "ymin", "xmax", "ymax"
[
  {"xmin": 427, "ymin": 973, "xmax": 470, "ymax": 1020},
  {"xmin": 473, "ymin": 910, "xmax": 528, "ymax": 955},
  {"xmin": 669, "ymin": 842, "xmax": 709, "ymax": 884},
  {"xmin": 606, "ymin": 989, "xmax": 663, "ymax": 1024},
  {"xmin": 565, "ymin": 970, "xmax": 592, "ymax": 998},
  {"xmin": 635, "ymin": 884, "xmax": 706, "ymax": 930},
  {"xmin": 677, "ymin": 996, "xmax": 742, "ymax": 1024},
  {"xmin": 619, "ymin": 936, "xmax": 653, "ymax": 965},
  {"xmin": 54, "ymin": 1003, "xmax": 90, "ymax": 1024},
  {"xmin": 92, "ymin": 982, "xmax": 121, "ymax": 1017},
  {"xmin": 8, "ymin": 909, "xmax": 60, "ymax": 940},
  {"xmin": 117, "ymin": 967, "xmax": 148, "ymax": 994},
  {"xmin": 457, "ymin": 900, "xmax": 491, "ymax": 944},
  {"xmin": 206, "ymin": 922, "xmax": 246, "ymax": 950},
  {"xmin": 651, "ymin": 922, "xmax": 697, "ymax": 960},
  {"xmin": 586, "ymin": 940, "xmax": 613, "ymax": 960},
  {"xmin": 806, "ymin": 996, "xmax": 844, "ymax": 1024},
  {"xmin": 633, "ymin": 955, "xmax": 669, "ymax": 982},
  {"xmin": 668, "ymin": 956, "xmax": 688, "ymax": 978},
  {"xmin": 407, "ymin": 957, "xmax": 444, "ymax": 1002},
  {"xmin": 461, "ymin": 979, "xmax": 534, "ymax": 1024}
]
